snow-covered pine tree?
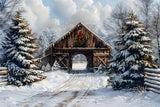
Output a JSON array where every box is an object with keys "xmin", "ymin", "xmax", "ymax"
[
  {"xmin": 36, "ymin": 28, "xmax": 58, "ymax": 57},
  {"xmin": 108, "ymin": 13, "xmax": 158, "ymax": 90},
  {"xmin": 2, "ymin": 11, "xmax": 46, "ymax": 86}
]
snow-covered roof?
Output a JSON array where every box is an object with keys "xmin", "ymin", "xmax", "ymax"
[{"xmin": 53, "ymin": 22, "xmax": 112, "ymax": 50}]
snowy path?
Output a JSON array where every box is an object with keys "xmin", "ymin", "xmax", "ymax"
[
  {"xmin": 15, "ymin": 71, "xmax": 108, "ymax": 107},
  {"xmin": 0, "ymin": 70, "xmax": 160, "ymax": 107}
]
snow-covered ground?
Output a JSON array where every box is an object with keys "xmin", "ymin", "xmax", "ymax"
[
  {"xmin": 0, "ymin": 68, "xmax": 160, "ymax": 107},
  {"xmin": 72, "ymin": 62, "xmax": 87, "ymax": 70}
]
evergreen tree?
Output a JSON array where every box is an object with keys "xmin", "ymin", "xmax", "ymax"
[
  {"xmin": 3, "ymin": 11, "xmax": 46, "ymax": 86},
  {"xmin": 108, "ymin": 13, "xmax": 158, "ymax": 90},
  {"xmin": 36, "ymin": 28, "xmax": 58, "ymax": 57}
]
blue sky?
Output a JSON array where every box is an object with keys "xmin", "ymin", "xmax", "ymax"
[{"xmin": 42, "ymin": 0, "xmax": 54, "ymax": 18}]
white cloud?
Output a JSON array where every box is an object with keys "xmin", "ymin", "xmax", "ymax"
[
  {"xmin": 22, "ymin": 0, "xmax": 60, "ymax": 32},
  {"xmin": 53, "ymin": 0, "xmax": 77, "ymax": 21},
  {"xmin": 74, "ymin": 0, "xmax": 94, "ymax": 8},
  {"xmin": 19, "ymin": 0, "xmax": 112, "ymax": 34},
  {"xmin": 122, "ymin": 0, "xmax": 136, "ymax": 10},
  {"xmin": 51, "ymin": 0, "xmax": 112, "ymax": 33}
]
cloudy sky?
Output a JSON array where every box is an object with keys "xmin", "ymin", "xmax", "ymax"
[
  {"xmin": 22, "ymin": 0, "xmax": 135, "ymax": 33},
  {"xmin": 21, "ymin": 0, "xmax": 160, "ymax": 34}
]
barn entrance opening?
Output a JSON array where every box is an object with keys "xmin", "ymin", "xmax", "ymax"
[
  {"xmin": 41, "ymin": 22, "xmax": 112, "ymax": 72},
  {"xmin": 72, "ymin": 54, "xmax": 87, "ymax": 70}
]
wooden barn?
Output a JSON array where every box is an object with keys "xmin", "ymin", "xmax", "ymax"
[{"xmin": 40, "ymin": 22, "xmax": 112, "ymax": 71}]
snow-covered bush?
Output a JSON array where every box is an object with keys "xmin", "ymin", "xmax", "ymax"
[
  {"xmin": 45, "ymin": 63, "xmax": 52, "ymax": 72},
  {"xmin": 2, "ymin": 11, "xmax": 46, "ymax": 86},
  {"xmin": 108, "ymin": 13, "xmax": 158, "ymax": 90},
  {"xmin": 52, "ymin": 60, "xmax": 61, "ymax": 71},
  {"xmin": 41, "ymin": 65, "xmax": 46, "ymax": 71}
]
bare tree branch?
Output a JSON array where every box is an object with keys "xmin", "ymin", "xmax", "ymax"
[
  {"xmin": 0, "ymin": 0, "xmax": 22, "ymax": 30},
  {"xmin": 151, "ymin": 3, "xmax": 160, "ymax": 58},
  {"xmin": 136, "ymin": 0, "xmax": 154, "ymax": 30}
]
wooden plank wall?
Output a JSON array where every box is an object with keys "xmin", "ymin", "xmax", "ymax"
[
  {"xmin": 54, "ymin": 25, "xmax": 107, "ymax": 49},
  {"xmin": 93, "ymin": 50, "xmax": 109, "ymax": 68},
  {"xmin": 144, "ymin": 68, "xmax": 160, "ymax": 94},
  {"xmin": 0, "ymin": 67, "xmax": 8, "ymax": 86}
]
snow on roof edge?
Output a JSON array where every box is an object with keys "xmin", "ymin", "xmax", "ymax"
[{"xmin": 53, "ymin": 22, "xmax": 112, "ymax": 50}]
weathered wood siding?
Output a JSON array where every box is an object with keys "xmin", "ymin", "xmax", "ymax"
[
  {"xmin": 53, "ymin": 24, "xmax": 109, "ymax": 49},
  {"xmin": 144, "ymin": 68, "xmax": 160, "ymax": 94},
  {"xmin": 42, "ymin": 23, "xmax": 112, "ymax": 71},
  {"xmin": 0, "ymin": 67, "xmax": 8, "ymax": 86}
]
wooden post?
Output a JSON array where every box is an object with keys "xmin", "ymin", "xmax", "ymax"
[
  {"xmin": 69, "ymin": 53, "xmax": 72, "ymax": 71},
  {"xmin": 50, "ymin": 44, "xmax": 54, "ymax": 66}
]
